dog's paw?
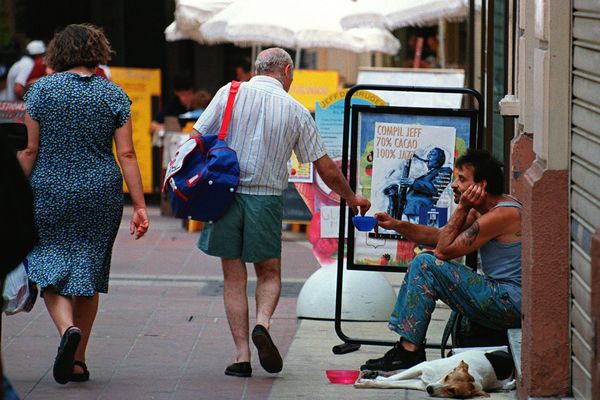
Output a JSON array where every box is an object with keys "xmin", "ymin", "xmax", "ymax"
[{"xmin": 360, "ymin": 370, "xmax": 380, "ymax": 380}]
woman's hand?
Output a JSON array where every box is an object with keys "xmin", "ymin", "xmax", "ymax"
[{"xmin": 130, "ymin": 207, "xmax": 149, "ymax": 239}]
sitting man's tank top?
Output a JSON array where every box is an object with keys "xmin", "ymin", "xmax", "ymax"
[{"xmin": 479, "ymin": 198, "xmax": 522, "ymax": 287}]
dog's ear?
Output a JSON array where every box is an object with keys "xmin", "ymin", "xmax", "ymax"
[{"xmin": 459, "ymin": 360, "xmax": 470, "ymax": 371}]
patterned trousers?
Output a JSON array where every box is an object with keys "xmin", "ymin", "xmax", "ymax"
[{"xmin": 388, "ymin": 252, "xmax": 521, "ymax": 345}]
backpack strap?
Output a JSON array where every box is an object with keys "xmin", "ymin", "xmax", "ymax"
[{"xmin": 217, "ymin": 80, "xmax": 241, "ymax": 140}]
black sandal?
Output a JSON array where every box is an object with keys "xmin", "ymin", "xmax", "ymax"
[
  {"xmin": 224, "ymin": 362, "xmax": 251, "ymax": 377},
  {"xmin": 251, "ymin": 324, "xmax": 282, "ymax": 373},
  {"xmin": 70, "ymin": 360, "xmax": 90, "ymax": 382},
  {"xmin": 53, "ymin": 326, "xmax": 82, "ymax": 384}
]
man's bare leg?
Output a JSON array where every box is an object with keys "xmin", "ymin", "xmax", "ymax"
[
  {"xmin": 253, "ymin": 258, "xmax": 281, "ymax": 329},
  {"xmin": 252, "ymin": 257, "xmax": 283, "ymax": 373},
  {"xmin": 221, "ymin": 258, "xmax": 251, "ymax": 363},
  {"xmin": 400, "ymin": 338, "xmax": 419, "ymax": 351}
]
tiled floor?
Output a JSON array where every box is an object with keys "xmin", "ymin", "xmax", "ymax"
[{"xmin": 2, "ymin": 207, "xmax": 517, "ymax": 399}]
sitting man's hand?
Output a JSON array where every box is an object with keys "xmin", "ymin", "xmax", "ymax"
[
  {"xmin": 459, "ymin": 183, "xmax": 486, "ymax": 209},
  {"xmin": 374, "ymin": 212, "xmax": 397, "ymax": 232},
  {"xmin": 347, "ymin": 195, "xmax": 371, "ymax": 216}
]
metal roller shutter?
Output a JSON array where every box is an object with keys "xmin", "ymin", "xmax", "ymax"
[{"xmin": 571, "ymin": 1, "xmax": 600, "ymax": 398}]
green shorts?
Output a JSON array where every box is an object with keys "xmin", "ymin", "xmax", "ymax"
[{"xmin": 197, "ymin": 193, "xmax": 283, "ymax": 263}]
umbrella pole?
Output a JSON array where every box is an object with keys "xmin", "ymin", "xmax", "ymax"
[
  {"xmin": 251, "ymin": 45, "xmax": 257, "ymax": 64},
  {"xmin": 295, "ymin": 47, "xmax": 301, "ymax": 68},
  {"xmin": 438, "ymin": 18, "xmax": 446, "ymax": 68}
]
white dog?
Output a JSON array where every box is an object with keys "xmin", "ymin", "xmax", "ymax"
[{"xmin": 355, "ymin": 349, "xmax": 515, "ymax": 398}]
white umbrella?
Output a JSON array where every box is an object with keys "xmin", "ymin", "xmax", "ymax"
[
  {"xmin": 346, "ymin": 27, "xmax": 401, "ymax": 55},
  {"xmin": 164, "ymin": 21, "xmax": 206, "ymax": 43},
  {"xmin": 199, "ymin": 0, "xmax": 400, "ymax": 56},
  {"xmin": 342, "ymin": 0, "xmax": 481, "ymax": 30},
  {"xmin": 165, "ymin": 0, "xmax": 234, "ymax": 44},
  {"xmin": 174, "ymin": 0, "xmax": 234, "ymax": 32}
]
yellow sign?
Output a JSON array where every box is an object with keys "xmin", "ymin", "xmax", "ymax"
[
  {"xmin": 110, "ymin": 67, "xmax": 161, "ymax": 193},
  {"xmin": 318, "ymin": 89, "xmax": 387, "ymax": 109},
  {"xmin": 288, "ymin": 152, "xmax": 312, "ymax": 183},
  {"xmin": 289, "ymin": 70, "xmax": 339, "ymax": 112}
]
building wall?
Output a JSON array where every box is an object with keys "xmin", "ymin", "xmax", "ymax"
[
  {"xmin": 315, "ymin": 48, "xmax": 375, "ymax": 86},
  {"xmin": 570, "ymin": 1, "xmax": 600, "ymax": 398},
  {"xmin": 11, "ymin": 0, "xmax": 248, "ymax": 106},
  {"xmin": 512, "ymin": 0, "xmax": 571, "ymax": 397},
  {"xmin": 516, "ymin": 1, "xmax": 600, "ymax": 397}
]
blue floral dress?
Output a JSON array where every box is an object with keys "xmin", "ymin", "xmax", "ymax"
[{"xmin": 24, "ymin": 72, "xmax": 131, "ymax": 296}]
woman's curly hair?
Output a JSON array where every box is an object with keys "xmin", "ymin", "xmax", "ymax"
[{"xmin": 45, "ymin": 24, "xmax": 113, "ymax": 72}]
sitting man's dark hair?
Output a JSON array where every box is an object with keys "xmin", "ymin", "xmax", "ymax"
[{"xmin": 455, "ymin": 149, "xmax": 504, "ymax": 195}]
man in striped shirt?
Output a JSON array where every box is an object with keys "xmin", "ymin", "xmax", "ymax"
[{"xmin": 193, "ymin": 48, "xmax": 370, "ymax": 378}]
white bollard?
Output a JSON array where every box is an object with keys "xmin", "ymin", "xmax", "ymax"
[{"xmin": 296, "ymin": 262, "xmax": 397, "ymax": 321}]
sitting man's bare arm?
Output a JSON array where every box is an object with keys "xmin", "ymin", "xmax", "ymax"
[
  {"xmin": 373, "ymin": 205, "xmax": 477, "ymax": 248},
  {"xmin": 434, "ymin": 184, "xmax": 519, "ymax": 260},
  {"xmin": 374, "ymin": 212, "xmax": 440, "ymax": 247}
]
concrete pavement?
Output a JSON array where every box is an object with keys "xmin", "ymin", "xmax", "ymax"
[{"xmin": 2, "ymin": 206, "xmax": 516, "ymax": 399}]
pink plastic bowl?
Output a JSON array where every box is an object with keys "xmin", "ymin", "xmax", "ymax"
[{"xmin": 325, "ymin": 369, "xmax": 360, "ymax": 384}]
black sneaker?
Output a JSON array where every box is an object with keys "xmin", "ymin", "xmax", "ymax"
[{"xmin": 360, "ymin": 342, "xmax": 426, "ymax": 372}]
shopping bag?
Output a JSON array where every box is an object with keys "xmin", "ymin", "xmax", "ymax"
[
  {"xmin": 2, "ymin": 259, "xmax": 38, "ymax": 315},
  {"xmin": 163, "ymin": 81, "xmax": 241, "ymax": 222}
]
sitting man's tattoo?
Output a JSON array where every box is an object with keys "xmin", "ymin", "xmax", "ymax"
[{"xmin": 462, "ymin": 221, "xmax": 480, "ymax": 246}]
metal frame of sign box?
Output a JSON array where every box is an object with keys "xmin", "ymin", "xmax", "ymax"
[
  {"xmin": 334, "ymin": 84, "xmax": 484, "ymax": 350},
  {"xmin": 347, "ymin": 105, "xmax": 478, "ymax": 272}
]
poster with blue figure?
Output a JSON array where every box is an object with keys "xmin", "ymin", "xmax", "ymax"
[
  {"xmin": 350, "ymin": 106, "xmax": 475, "ymax": 270},
  {"xmin": 370, "ymin": 123, "xmax": 455, "ymax": 227}
]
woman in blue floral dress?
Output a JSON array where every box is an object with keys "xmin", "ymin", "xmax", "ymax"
[{"xmin": 17, "ymin": 24, "xmax": 149, "ymax": 385}]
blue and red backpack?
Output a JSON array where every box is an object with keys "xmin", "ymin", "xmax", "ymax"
[{"xmin": 162, "ymin": 81, "xmax": 241, "ymax": 222}]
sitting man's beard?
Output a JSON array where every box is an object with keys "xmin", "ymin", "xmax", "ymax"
[{"xmin": 453, "ymin": 188, "xmax": 461, "ymax": 204}]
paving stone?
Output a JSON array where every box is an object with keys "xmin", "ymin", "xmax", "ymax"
[{"xmin": 1, "ymin": 207, "xmax": 517, "ymax": 399}]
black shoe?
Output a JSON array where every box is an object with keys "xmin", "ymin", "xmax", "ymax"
[
  {"xmin": 225, "ymin": 362, "xmax": 252, "ymax": 377},
  {"xmin": 251, "ymin": 324, "xmax": 283, "ymax": 373},
  {"xmin": 360, "ymin": 342, "xmax": 426, "ymax": 372},
  {"xmin": 70, "ymin": 360, "xmax": 90, "ymax": 382},
  {"xmin": 53, "ymin": 326, "xmax": 82, "ymax": 384}
]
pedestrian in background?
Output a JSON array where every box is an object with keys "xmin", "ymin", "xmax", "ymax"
[
  {"xmin": 178, "ymin": 89, "xmax": 213, "ymax": 121},
  {"xmin": 150, "ymin": 73, "xmax": 194, "ymax": 134},
  {"xmin": 0, "ymin": 40, "xmax": 46, "ymax": 101},
  {"xmin": 233, "ymin": 57, "xmax": 253, "ymax": 82},
  {"xmin": 193, "ymin": 47, "xmax": 370, "ymax": 378},
  {"xmin": 17, "ymin": 23, "xmax": 149, "ymax": 385}
]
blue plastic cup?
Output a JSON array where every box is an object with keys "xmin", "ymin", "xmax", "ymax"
[{"xmin": 352, "ymin": 216, "xmax": 377, "ymax": 232}]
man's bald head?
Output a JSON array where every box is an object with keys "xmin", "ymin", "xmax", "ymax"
[
  {"xmin": 255, "ymin": 48, "xmax": 293, "ymax": 74},
  {"xmin": 254, "ymin": 48, "xmax": 294, "ymax": 91}
]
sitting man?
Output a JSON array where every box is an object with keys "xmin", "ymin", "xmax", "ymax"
[{"xmin": 361, "ymin": 149, "xmax": 522, "ymax": 372}]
